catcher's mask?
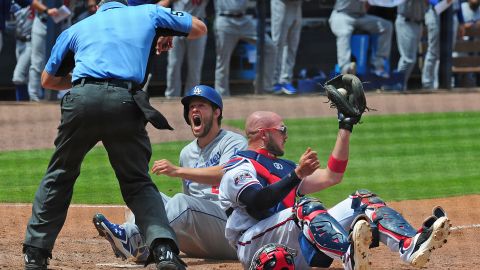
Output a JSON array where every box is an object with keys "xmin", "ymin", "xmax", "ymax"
[
  {"xmin": 181, "ymin": 85, "xmax": 223, "ymax": 125},
  {"xmin": 249, "ymin": 243, "xmax": 297, "ymax": 270}
]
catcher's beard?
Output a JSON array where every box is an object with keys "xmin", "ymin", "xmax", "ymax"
[
  {"xmin": 265, "ymin": 134, "xmax": 284, "ymax": 157},
  {"xmin": 194, "ymin": 113, "xmax": 214, "ymax": 138}
]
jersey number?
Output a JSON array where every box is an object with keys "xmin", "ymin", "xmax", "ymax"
[{"xmin": 171, "ymin": 10, "xmax": 184, "ymax": 17}]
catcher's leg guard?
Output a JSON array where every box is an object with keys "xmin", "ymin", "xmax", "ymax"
[
  {"xmin": 295, "ymin": 197, "xmax": 350, "ymax": 267},
  {"xmin": 350, "ymin": 190, "xmax": 417, "ymax": 246}
]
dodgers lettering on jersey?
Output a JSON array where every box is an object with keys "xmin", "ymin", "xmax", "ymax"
[{"xmin": 179, "ymin": 130, "xmax": 247, "ymax": 203}]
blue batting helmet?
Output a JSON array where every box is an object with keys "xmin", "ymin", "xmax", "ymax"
[{"xmin": 181, "ymin": 85, "xmax": 223, "ymax": 125}]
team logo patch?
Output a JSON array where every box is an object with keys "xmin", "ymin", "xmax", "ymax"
[
  {"xmin": 233, "ymin": 171, "xmax": 253, "ymax": 185},
  {"xmin": 193, "ymin": 86, "xmax": 202, "ymax": 95},
  {"xmin": 273, "ymin": 162, "xmax": 283, "ymax": 170}
]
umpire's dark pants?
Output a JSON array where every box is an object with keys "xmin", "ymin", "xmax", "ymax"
[{"xmin": 24, "ymin": 82, "xmax": 177, "ymax": 252}]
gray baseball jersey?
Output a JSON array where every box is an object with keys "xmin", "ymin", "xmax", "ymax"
[
  {"xmin": 179, "ymin": 129, "xmax": 247, "ymax": 202},
  {"xmin": 461, "ymin": 2, "xmax": 480, "ymax": 22},
  {"xmin": 14, "ymin": 5, "xmax": 33, "ymax": 38},
  {"xmin": 122, "ymin": 129, "xmax": 247, "ymax": 259}
]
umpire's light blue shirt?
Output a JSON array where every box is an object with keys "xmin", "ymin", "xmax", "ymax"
[{"xmin": 45, "ymin": 2, "xmax": 192, "ymax": 84}]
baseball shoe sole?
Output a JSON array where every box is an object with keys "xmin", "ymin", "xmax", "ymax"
[
  {"xmin": 352, "ymin": 219, "xmax": 372, "ymax": 270},
  {"xmin": 93, "ymin": 214, "xmax": 128, "ymax": 260},
  {"xmin": 410, "ymin": 216, "xmax": 451, "ymax": 268}
]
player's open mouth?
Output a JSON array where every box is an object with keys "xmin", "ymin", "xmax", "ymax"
[{"xmin": 193, "ymin": 115, "xmax": 202, "ymax": 127}]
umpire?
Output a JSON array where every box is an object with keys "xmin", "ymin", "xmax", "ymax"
[{"xmin": 22, "ymin": 0, "xmax": 206, "ymax": 270}]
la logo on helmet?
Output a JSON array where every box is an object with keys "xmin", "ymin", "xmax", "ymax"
[{"xmin": 193, "ymin": 87, "xmax": 202, "ymax": 95}]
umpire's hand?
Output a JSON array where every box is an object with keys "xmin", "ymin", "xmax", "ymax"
[{"xmin": 156, "ymin": 36, "xmax": 173, "ymax": 55}]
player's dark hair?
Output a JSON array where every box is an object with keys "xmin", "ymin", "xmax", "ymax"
[{"xmin": 210, "ymin": 102, "xmax": 222, "ymax": 126}]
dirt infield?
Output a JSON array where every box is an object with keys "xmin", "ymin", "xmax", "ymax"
[{"xmin": 1, "ymin": 90, "xmax": 480, "ymax": 269}]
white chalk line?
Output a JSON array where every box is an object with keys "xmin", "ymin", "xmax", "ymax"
[
  {"xmin": 95, "ymin": 263, "xmax": 143, "ymax": 268},
  {"xmin": 450, "ymin": 224, "xmax": 480, "ymax": 231}
]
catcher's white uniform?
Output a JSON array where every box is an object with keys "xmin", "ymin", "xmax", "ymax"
[
  {"xmin": 219, "ymin": 159, "xmax": 312, "ymax": 269},
  {"xmin": 219, "ymin": 154, "xmax": 450, "ymax": 269}
]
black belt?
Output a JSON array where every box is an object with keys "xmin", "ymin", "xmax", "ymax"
[
  {"xmin": 219, "ymin": 12, "xmax": 244, "ymax": 18},
  {"xmin": 38, "ymin": 13, "xmax": 48, "ymax": 23},
  {"xmin": 16, "ymin": 35, "xmax": 31, "ymax": 42},
  {"xmin": 72, "ymin": 77, "xmax": 139, "ymax": 90},
  {"xmin": 405, "ymin": 18, "xmax": 424, "ymax": 24},
  {"xmin": 225, "ymin": 207, "xmax": 234, "ymax": 217},
  {"xmin": 72, "ymin": 77, "xmax": 173, "ymax": 131}
]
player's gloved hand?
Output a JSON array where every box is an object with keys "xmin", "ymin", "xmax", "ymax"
[
  {"xmin": 337, "ymin": 112, "xmax": 360, "ymax": 132},
  {"xmin": 324, "ymin": 74, "xmax": 369, "ymax": 132}
]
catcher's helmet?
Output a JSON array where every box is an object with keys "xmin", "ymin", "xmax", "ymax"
[
  {"xmin": 181, "ymin": 85, "xmax": 223, "ymax": 125},
  {"xmin": 249, "ymin": 243, "xmax": 296, "ymax": 270}
]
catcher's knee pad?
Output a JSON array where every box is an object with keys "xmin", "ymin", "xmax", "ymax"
[
  {"xmin": 350, "ymin": 189, "xmax": 386, "ymax": 211},
  {"xmin": 295, "ymin": 197, "xmax": 327, "ymax": 223},
  {"xmin": 249, "ymin": 243, "xmax": 296, "ymax": 270},
  {"xmin": 351, "ymin": 189, "xmax": 417, "ymax": 244},
  {"xmin": 294, "ymin": 197, "xmax": 350, "ymax": 262}
]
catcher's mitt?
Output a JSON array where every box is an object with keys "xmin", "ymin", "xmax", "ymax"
[
  {"xmin": 249, "ymin": 243, "xmax": 297, "ymax": 270},
  {"xmin": 324, "ymin": 74, "xmax": 369, "ymax": 131}
]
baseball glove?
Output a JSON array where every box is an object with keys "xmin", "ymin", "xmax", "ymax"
[{"xmin": 324, "ymin": 74, "xmax": 369, "ymax": 131}]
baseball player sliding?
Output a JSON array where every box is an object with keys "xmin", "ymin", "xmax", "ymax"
[
  {"xmin": 93, "ymin": 85, "xmax": 247, "ymax": 261},
  {"xmin": 219, "ymin": 75, "xmax": 451, "ymax": 269}
]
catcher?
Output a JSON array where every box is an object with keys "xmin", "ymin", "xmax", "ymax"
[{"xmin": 219, "ymin": 74, "xmax": 451, "ymax": 269}]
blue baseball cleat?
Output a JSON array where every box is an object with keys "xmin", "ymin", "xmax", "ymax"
[
  {"xmin": 281, "ymin": 83, "xmax": 297, "ymax": 95},
  {"xmin": 272, "ymin": 83, "xmax": 284, "ymax": 94},
  {"xmin": 93, "ymin": 213, "xmax": 132, "ymax": 260}
]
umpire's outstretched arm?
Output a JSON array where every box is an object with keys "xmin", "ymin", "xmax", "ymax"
[{"xmin": 187, "ymin": 17, "xmax": 207, "ymax": 39}]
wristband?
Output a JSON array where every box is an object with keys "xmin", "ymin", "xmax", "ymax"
[{"xmin": 327, "ymin": 155, "xmax": 348, "ymax": 173}]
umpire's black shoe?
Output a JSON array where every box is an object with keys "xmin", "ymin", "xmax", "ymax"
[
  {"xmin": 23, "ymin": 245, "xmax": 51, "ymax": 270},
  {"xmin": 153, "ymin": 242, "xmax": 187, "ymax": 270}
]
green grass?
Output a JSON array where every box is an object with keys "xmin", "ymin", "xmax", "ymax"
[
  {"xmin": 1, "ymin": 111, "xmax": 479, "ymax": 206},
  {"xmin": 0, "ymin": 142, "xmax": 189, "ymax": 204}
]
